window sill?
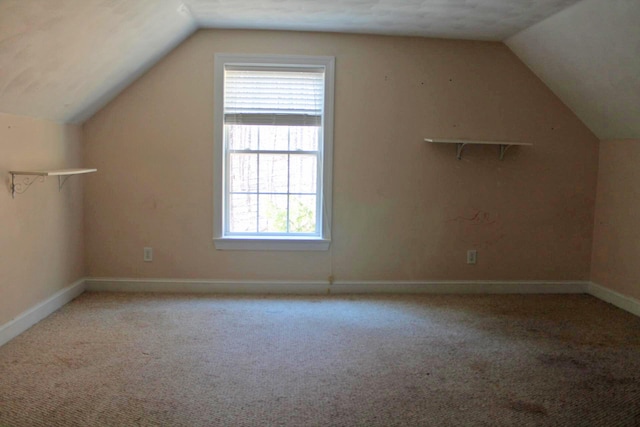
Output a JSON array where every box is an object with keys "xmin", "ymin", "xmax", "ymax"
[{"xmin": 213, "ymin": 237, "xmax": 331, "ymax": 251}]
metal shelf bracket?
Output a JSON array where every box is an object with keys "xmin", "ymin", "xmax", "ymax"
[
  {"xmin": 426, "ymin": 138, "xmax": 532, "ymax": 161},
  {"xmin": 10, "ymin": 173, "xmax": 45, "ymax": 198},
  {"xmin": 8, "ymin": 168, "xmax": 97, "ymax": 198}
]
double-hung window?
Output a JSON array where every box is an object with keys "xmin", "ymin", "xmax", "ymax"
[{"xmin": 213, "ymin": 54, "xmax": 335, "ymax": 250}]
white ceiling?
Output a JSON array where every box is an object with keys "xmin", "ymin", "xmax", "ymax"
[
  {"xmin": 507, "ymin": 0, "xmax": 640, "ymax": 140},
  {"xmin": 0, "ymin": 0, "xmax": 196, "ymax": 123},
  {"xmin": 1, "ymin": 0, "xmax": 638, "ymax": 140},
  {"xmin": 187, "ymin": 0, "xmax": 582, "ymax": 40}
]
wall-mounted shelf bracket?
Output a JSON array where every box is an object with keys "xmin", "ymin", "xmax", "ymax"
[
  {"xmin": 9, "ymin": 168, "xmax": 97, "ymax": 198},
  {"xmin": 10, "ymin": 175, "xmax": 45, "ymax": 198},
  {"xmin": 425, "ymin": 138, "xmax": 532, "ymax": 160},
  {"xmin": 456, "ymin": 143, "xmax": 466, "ymax": 160},
  {"xmin": 499, "ymin": 144, "xmax": 514, "ymax": 160},
  {"xmin": 57, "ymin": 175, "xmax": 74, "ymax": 190}
]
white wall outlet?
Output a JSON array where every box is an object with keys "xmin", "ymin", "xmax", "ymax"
[
  {"xmin": 144, "ymin": 247, "xmax": 153, "ymax": 262},
  {"xmin": 467, "ymin": 249, "xmax": 477, "ymax": 265}
]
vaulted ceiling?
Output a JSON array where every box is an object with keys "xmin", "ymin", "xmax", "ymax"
[
  {"xmin": 0, "ymin": 0, "xmax": 196, "ymax": 123},
  {"xmin": 186, "ymin": 0, "xmax": 582, "ymax": 40},
  {"xmin": 507, "ymin": 0, "xmax": 640, "ymax": 140},
  {"xmin": 0, "ymin": 0, "xmax": 637, "ymax": 139}
]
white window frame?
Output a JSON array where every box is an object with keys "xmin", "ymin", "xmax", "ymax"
[{"xmin": 213, "ymin": 54, "xmax": 335, "ymax": 251}]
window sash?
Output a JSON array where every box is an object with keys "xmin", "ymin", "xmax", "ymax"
[
  {"xmin": 224, "ymin": 113, "xmax": 321, "ymax": 127},
  {"xmin": 223, "ymin": 125, "xmax": 322, "ymax": 237}
]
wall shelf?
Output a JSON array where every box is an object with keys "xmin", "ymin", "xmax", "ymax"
[
  {"xmin": 425, "ymin": 138, "xmax": 532, "ymax": 160},
  {"xmin": 9, "ymin": 168, "xmax": 97, "ymax": 198}
]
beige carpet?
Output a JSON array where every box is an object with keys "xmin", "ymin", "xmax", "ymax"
[{"xmin": 1, "ymin": 292, "xmax": 640, "ymax": 426}]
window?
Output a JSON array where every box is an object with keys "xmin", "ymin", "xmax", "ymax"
[{"xmin": 213, "ymin": 54, "xmax": 335, "ymax": 250}]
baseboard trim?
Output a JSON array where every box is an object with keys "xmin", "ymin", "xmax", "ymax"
[
  {"xmin": 0, "ymin": 278, "xmax": 86, "ymax": 347},
  {"xmin": 86, "ymin": 278, "xmax": 331, "ymax": 294},
  {"xmin": 85, "ymin": 277, "xmax": 589, "ymax": 295},
  {"xmin": 2, "ymin": 279, "xmax": 635, "ymax": 348},
  {"xmin": 588, "ymin": 282, "xmax": 640, "ymax": 317},
  {"xmin": 331, "ymin": 280, "xmax": 587, "ymax": 294}
]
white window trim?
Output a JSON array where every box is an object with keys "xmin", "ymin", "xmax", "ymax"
[{"xmin": 213, "ymin": 54, "xmax": 335, "ymax": 251}]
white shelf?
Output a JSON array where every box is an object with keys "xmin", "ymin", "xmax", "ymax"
[
  {"xmin": 425, "ymin": 138, "xmax": 532, "ymax": 160},
  {"xmin": 9, "ymin": 168, "xmax": 97, "ymax": 176},
  {"xmin": 9, "ymin": 168, "xmax": 97, "ymax": 198}
]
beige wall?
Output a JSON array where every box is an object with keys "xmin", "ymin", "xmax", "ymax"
[
  {"xmin": 83, "ymin": 29, "xmax": 599, "ymax": 283},
  {"xmin": 0, "ymin": 113, "xmax": 85, "ymax": 325},
  {"xmin": 591, "ymin": 140, "xmax": 640, "ymax": 300}
]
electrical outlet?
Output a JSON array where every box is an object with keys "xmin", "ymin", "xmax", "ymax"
[
  {"xmin": 467, "ymin": 250, "xmax": 477, "ymax": 265},
  {"xmin": 144, "ymin": 247, "xmax": 153, "ymax": 262}
]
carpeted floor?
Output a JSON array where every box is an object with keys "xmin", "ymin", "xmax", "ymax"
[{"xmin": 1, "ymin": 292, "xmax": 640, "ymax": 426}]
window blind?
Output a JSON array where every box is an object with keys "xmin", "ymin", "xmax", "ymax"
[{"xmin": 223, "ymin": 67, "xmax": 324, "ymax": 126}]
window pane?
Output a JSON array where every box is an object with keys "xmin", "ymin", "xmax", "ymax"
[
  {"xmin": 290, "ymin": 126, "xmax": 319, "ymax": 152},
  {"xmin": 226, "ymin": 125, "xmax": 258, "ymax": 150},
  {"xmin": 259, "ymin": 154, "xmax": 288, "ymax": 194},
  {"xmin": 289, "ymin": 154, "xmax": 317, "ymax": 194},
  {"xmin": 229, "ymin": 194, "xmax": 257, "ymax": 232},
  {"xmin": 258, "ymin": 126, "xmax": 289, "ymax": 151},
  {"xmin": 289, "ymin": 195, "xmax": 317, "ymax": 233},
  {"xmin": 229, "ymin": 153, "xmax": 258, "ymax": 192},
  {"xmin": 258, "ymin": 194, "xmax": 288, "ymax": 233}
]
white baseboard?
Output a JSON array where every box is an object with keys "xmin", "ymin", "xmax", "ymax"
[
  {"xmin": 2, "ymin": 279, "xmax": 636, "ymax": 349},
  {"xmin": 588, "ymin": 282, "xmax": 640, "ymax": 317},
  {"xmin": 85, "ymin": 277, "xmax": 588, "ymax": 295},
  {"xmin": 331, "ymin": 281, "xmax": 588, "ymax": 294},
  {"xmin": 0, "ymin": 278, "xmax": 86, "ymax": 347},
  {"xmin": 86, "ymin": 278, "xmax": 331, "ymax": 294}
]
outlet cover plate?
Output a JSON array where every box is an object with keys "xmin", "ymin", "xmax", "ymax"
[{"xmin": 144, "ymin": 247, "xmax": 153, "ymax": 262}]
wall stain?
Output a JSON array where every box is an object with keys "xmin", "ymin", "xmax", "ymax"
[{"xmin": 446, "ymin": 210, "xmax": 496, "ymax": 225}]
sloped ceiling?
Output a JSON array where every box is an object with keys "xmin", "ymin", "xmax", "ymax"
[
  {"xmin": 2, "ymin": 0, "xmax": 636, "ymax": 141},
  {"xmin": 0, "ymin": 0, "xmax": 196, "ymax": 123},
  {"xmin": 507, "ymin": 0, "xmax": 640, "ymax": 140},
  {"xmin": 188, "ymin": 0, "xmax": 581, "ymax": 40}
]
